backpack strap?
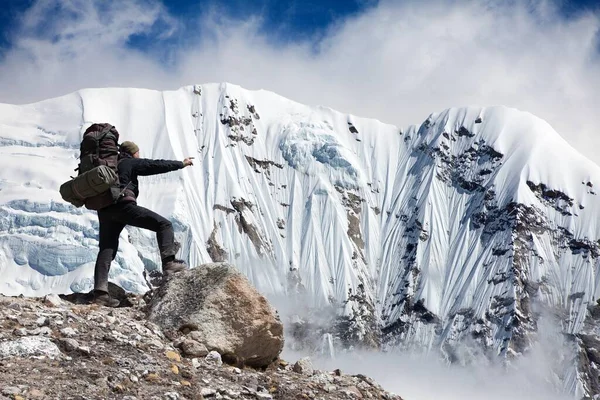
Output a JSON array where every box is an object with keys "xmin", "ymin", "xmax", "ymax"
[{"xmin": 95, "ymin": 124, "xmax": 115, "ymax": 158}]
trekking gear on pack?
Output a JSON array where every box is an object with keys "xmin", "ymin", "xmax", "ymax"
[
  {"xmin": 59, "ymin": 165, "xmax": 117, "ymax": 206},
  {"xmin": 59, "ymin": 123, "xmax": 122, "ymax": 210}
]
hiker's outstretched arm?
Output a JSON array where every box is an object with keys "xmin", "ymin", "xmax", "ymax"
[{"xmin": 134, "ymin": 159, "xmax": 185, "ymax": 176}]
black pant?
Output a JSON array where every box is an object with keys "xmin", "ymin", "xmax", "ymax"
[{"xmin": 94, "ymin": 201, "xmax": 178, "ymax": 292}]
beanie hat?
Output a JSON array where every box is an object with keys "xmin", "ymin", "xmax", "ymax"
[{"xmin": 120, "ymin": 141, "xmax": 139, "ymax": 155}]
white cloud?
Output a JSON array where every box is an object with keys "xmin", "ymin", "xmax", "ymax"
[
  {"xmin": 282, "ymin": 313, "xmax": 576, "ymax": 400},
  {"xmin": 1, "ymin": 0, "xmax": 599, "ymax": 165}
]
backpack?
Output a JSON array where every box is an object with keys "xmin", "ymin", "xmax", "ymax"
[{"xmin": 59, "ymin": 123, "xmax": 122, "ymax": 210}]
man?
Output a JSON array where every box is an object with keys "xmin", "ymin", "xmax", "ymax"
[{"xmin": 93, "ymin": 141, "xmax": 194, "ymax": 307}]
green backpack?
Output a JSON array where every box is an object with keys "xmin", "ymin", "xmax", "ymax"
[{"xmin": 59, "ymin": 123, "xmax": 121, "ymax": 210}]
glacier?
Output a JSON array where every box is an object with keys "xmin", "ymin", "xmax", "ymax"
[{"xmin": 1, "ymin": 83, "xmax": 600, "ymax": 397}]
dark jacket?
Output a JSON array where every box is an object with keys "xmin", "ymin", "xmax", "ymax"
[{"xmin": 117, "ymin": 153, "xmax": 184, "ymax": 203}]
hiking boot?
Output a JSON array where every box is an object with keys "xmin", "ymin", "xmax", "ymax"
[
  {"xmin": 92, "ymin": 290, "xmax": 120, "ymax": 308},
  {"xmin": 162, "ymin": 259, "xmax": 188, "ymax": 276},
  {"xmin": 160, "ymin": 241, "xmax": 181, "ymax": 260}
]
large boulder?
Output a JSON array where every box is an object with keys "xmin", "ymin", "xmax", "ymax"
[{"xmin": 146, "ymin": 263, "xmax": 284, "ymax": 367}]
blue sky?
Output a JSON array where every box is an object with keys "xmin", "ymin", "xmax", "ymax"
[
  {"xmin": 0, "ymin": 0, "xmax": 598, "ymax": 164},
  {"xmin": 0, "ymin": 0, "xmax": 374, "ymax": 54},
  {"xmin": 1, "ymin": 0, "xmax": 596, "ymax": 55}
]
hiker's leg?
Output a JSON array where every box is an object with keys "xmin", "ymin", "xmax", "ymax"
[
  {"xmin": 119, "ymin": 203, "xmax": 178, "ymax": 262},
  {"xmin": 94, "ymin": 217, "xmax": 125, "ymax": 293}
]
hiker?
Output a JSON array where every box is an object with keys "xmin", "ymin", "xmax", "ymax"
[{"xmin": 93, "ymin": 140, "xmax": 194, "ymax": 307}]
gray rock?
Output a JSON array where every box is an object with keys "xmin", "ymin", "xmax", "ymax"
[
  {"xmin": 12, "ymin": 328, "xmax": 28, "ymax": 337},
  {"xmin": 0, "ymin": 336, "xmax": 61, "ymax": 359},
  {"xmin": 324, "ymin": 384, "xmax": 337, "ymax": 392},
  {"xmin": 60, "ymin": 338, "xmax": 79, "ymax": 352},
  {"xmin": 1, "ymin": 387, "xmax": 20, "ymax": 396},
  {"xmin": 147, "ymin": 263, "xmax": 284, "ymax": 368},
  {"xmin": 43, "ymin": 294, "xmax": 62, "ymax": 308},
  {"xmin": 164, "ymin": 392, "xmax": 180, "ymax": 400},
  {"xmin": 59, "ymin": 327, "xmax": 77, "ymax": 337},
  {"xmin": 200, "ymin": 388, "xmax": 217, "ymax": 397},
  {"xmin": 255, "ymin": 393, "xmax": 273, "ymax": 399},
  {"xmin": 38, "ymin": 327, "xmax": 52, "ymax": 336},
  {"xmin": 181, "ymin": 339, "xmax": 209, "ymax": 357},
  {"xmin": 205, "ymin": 350, "xmax": 223, "ymax": 366},
  {"xmin": 147, "ymin": 339, "xmax": 164, "ymax": 349},
  {"xmin": 188, "ymin": 330, "xmax": 204, "ymax": 342},
  {"xmin": 344, "ymin": 386, "xmax": 363, "ymax": 398},
  {"xmin": 292, "ymin": 357, "xmax": 314, "ymax": 376}
]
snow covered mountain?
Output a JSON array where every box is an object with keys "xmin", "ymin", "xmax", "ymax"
[{"xmin": 1, "ymin": 83, "xmax": 599, "ymax": 397}]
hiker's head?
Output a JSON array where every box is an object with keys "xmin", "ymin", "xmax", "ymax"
[{"xmin": 120, "ymin": 141, "xmax": 139, "ymax": 158}]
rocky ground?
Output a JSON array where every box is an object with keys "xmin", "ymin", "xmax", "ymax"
[{"xmin": 0, "ymin": 292, "xmax": 402, "ymax": 400}]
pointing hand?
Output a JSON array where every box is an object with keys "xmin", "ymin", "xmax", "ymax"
[{"xmin": 183, "ymin": 157, "xmax": 194, "ymax": 167}]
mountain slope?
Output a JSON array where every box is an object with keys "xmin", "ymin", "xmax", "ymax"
[{"xmin": 1, "ymin": 83, "xmax": 599, "ymax": 396}]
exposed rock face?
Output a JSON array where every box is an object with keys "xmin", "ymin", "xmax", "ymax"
[{"xmin": 146, "ymin": 263, "xmax": 284, "ymax": 368}]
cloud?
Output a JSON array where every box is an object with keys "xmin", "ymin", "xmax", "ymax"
[
  {"xmin": 282, "ymin": 313, "xmax": 576, "ymax": 400},
  {"xmin": 1, "ymin": 0, "xmax": 599, "ymax": 165}
]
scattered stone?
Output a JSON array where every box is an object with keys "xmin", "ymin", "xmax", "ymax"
[
  {"xmin": 43, "ymin": 294, "xmax": 62, "ymax": 307},
  {"xmin": 293, "ymin": 357, "xmax": 314, "ymax": 376},
  {"xmin": 165, "ymin": 350, "xmax": 181, "ymax": 362},
  {"xmin": 324, "ymin": 384, "xmax": 337, "ymax": 392},
  {"xmin": 191, "ymin": 358, "xmax": 202, "ymax": 369},
  {"xmin": 180, "ymin": 339, "xmax": 208, "ymax": 357},
  {"xmin": 60, "ymin": 327, "xmax": 77, "ymax": 337},
  {"xmin": 12, "ymin": 328, "xmax": 28, "ymax": 337},
  {"xmin": 38, "ymin": 327, "xmax": 52, "ymax": 336},
  {"xmin": 205, "ymin": 351, "xmax": 223, "ymax": 366},
  {"xmin": 0, "ymin": 336, "xmax": 61, "ymax": 359},
  {"xmin": 345, "ymin": 386, "xmax": 363, "ymax": 398},
  {"xmin": 1, "ymin": 387, "xmax": 19, "ymax": 396},
  {"xmin": 255, "ymin": 393, "xmax": 273, "ymax": 399},
  {"xmin": 0, "ymin": 281, "xmax": 401, "ymax": 400},
  {"xmin": 60, "ymin": 338, "xmax": 79, "ymax": 352},
  {"xmin": 145, "ymin": 373, "xmax": 160, "ymax": 382},
  {"xmin": 180, "ymin": 367, "xmax": 195, "ymax": 379},
  {"xmin": 200, "ymin": 388, "xmax": 217, "ymax": 397},
  {"xmin": 149, "ymin": 339, "xmax": 164, "ymax": 349},
  {"xmin": 27, "ymin": 389, "xmax": 44, "ymax": 399}
]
